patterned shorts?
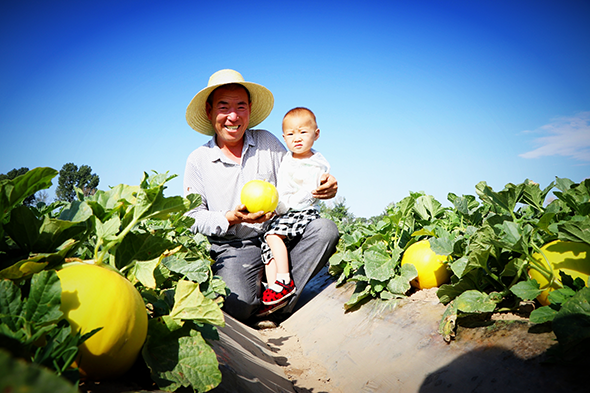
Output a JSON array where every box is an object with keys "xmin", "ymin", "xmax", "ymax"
[{"xmin": 260, "ymin": 207, "xmax": 320, "ymax": 265}]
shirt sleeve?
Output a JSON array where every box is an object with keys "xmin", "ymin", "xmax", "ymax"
[{"xmin": 183, "ymin": 148, "xmax": 231, "ymax": 237}]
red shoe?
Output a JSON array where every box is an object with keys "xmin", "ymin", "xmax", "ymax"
[
  {"xmin": 256, "ymin": 299, "xmax": 289, "ymax": 318},
  {"xmin": 262, "ymin": 280, "xmax": 296, "ymax": 305}
]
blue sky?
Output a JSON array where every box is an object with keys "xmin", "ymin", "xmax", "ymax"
[{"xmin": 1, "ymin": 0, "xmax": 589, "ymax": 218}]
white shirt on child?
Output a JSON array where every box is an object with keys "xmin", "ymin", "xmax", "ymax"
[{"xmin": 276, "ymin": 151, "xmax": 331, "ymax": 215}]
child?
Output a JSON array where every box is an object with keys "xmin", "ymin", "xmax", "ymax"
[{"xmin": 259, "ymin": 107, "xmax": 331, "ymax": 312}]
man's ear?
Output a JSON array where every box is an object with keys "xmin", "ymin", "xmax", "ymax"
[{"xmin": 206, "ymin": 102, "xmax": 212, "ymax": 121}]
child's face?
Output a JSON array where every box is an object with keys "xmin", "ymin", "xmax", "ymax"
[{"xmin": 282, "ymin": 113, "xmax": 319, "ymax": 159}]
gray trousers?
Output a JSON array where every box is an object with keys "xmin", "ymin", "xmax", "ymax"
[{"xmin": 209, "ymin": 218, "xmax": 339, "ymax": 321}]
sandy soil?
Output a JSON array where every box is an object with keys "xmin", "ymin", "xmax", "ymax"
[
  {"xmin": 255, "ymin": 287, "xmax": 441, "ymax": 393},
  {"xmin": 256, "ymin": 286, "xmax": 540, "ymax": 393},
  {"xmin": 258, "ymin": 324, "xmax": 341, "ymax": 393}
]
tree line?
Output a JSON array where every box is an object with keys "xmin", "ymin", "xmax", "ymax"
[{"xmin": 0, "ymin": 163, "xmax": 99, "ymax": 205}]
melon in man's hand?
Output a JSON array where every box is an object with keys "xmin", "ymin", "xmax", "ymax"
[{"xmin": 241, "ymin": 180, "xmax": 279, "ymax": 213}]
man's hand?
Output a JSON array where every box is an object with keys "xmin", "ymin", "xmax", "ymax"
[
  {"xmin": 312, "ymin": 173, "xmax": 338, "ymax": 200},
  {"xmin": 226, "ymin": 204, "xmax": 274, "ymax": 226}
]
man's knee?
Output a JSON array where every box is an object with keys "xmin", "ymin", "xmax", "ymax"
[
  {"xmin": 223, "ymin": 294, "xmax": 259, "ymax": 321},
  {"xmin": 305, "ymin": 218, "xmax": 339, "ymax": 245}
]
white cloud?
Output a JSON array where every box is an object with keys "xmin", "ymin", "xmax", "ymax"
[{"xmin": 520, "ymin": 111, "xmax": 590, "ymax": 162}]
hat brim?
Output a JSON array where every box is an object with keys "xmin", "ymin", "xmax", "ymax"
[{"xmin": 186, "ymin": 81, "xmax": 274, "ymax": 136}]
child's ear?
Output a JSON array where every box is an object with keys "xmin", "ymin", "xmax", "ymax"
[{"xmin": 314, "ymin": 128, "xmax": 320, "ymax": 140}]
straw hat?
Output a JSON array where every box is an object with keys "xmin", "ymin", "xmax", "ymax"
[{"xmin": 186, "ymin": 69, "xmax": 274, "ymax": 136}]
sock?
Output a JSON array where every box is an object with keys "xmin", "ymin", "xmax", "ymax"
[
  {"xmin": 276, "ymin": 273, "xmax": 291, "ymax": 285},
  {"xmin": 269, "ymin": 273, "xmax": 291, "ymax": 292}
]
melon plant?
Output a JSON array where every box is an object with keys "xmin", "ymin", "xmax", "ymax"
[
  {"xmin": 0, "ymin": 168, "xmax": 226, "ymax": 392},
  {"xmin": 328, "ymin": 176, "xmax": 590, "ymax": 358}
]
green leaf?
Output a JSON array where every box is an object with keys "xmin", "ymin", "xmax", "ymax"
[
  {"xmin": 553, "ymin": 178, "xmax": 590, "ymax": 216},
  {"xmin": 509, "ymin": 279, "xmax": 543, "ymax": 301},
  {"xmin": 4, "ymin": 205, "xmax": 43, "ymax": 251},
  {"xmin": 163, "ymin": 256, "xmax": 209, "ymax": 284},
  {"xmin": 142, "ymin": 320, "xmax": 221, "ymax": 392},
  {"xmin": 115, "ymin": 232, "xmax": 174, "ymax": 269},
  {"xmin": 0, "ymin": 349, "xmax": 79, "ymax": 393},
  {"xmin": 438, "ymin": 301, "xmax": 458, "ymax": 342},
  {"xmin": 23, "ymin": 270, "xmax": 63, "ymax": 325},
  {"xmin": 146, "ymin": 194, "xmax": 191, "ymax": 221},
  {"xmin": 414, "ymin": 195, "xmax": 444, "ymax": 221},
  {"xmin": 449, "ymin": 256, "xmax": 469, "ymax": 278},
  {"xmin": 5, "ymin": 203, "xmax": 88, "ymax": 255},
  {"xmin": 386, "ymin": 263, "xmax": 418, "ymax": 295},
  {"xmin": 38, "ymin": 218, "xmax": 87, "ymax": 253},
  {"xmin": 464, "ymin": 229, "xmax": 493, "ymax": 272},
  {"xmin": 521, "ymin": 179, "xmax": 554, "ymax": 212},
  {"xmin": 530, "ymin": 306, "xmax": 558, "ymax": 324},
  {"xmin": 94, "ymin": 215, "xmax": 120, "ymax": 242},
  {"xmin": 437, "ymin": 270, "xmax": 481, "ymax": 304},
  {"xmin": 341, "ymin": 230, "xmax": 365, "ymax": 250},
  {"xmin": 131, "ymin": 257, "xmax": 162, "ymax": 289},
  {"xmin": 495, "ymin": 220, "xmax": 521, "ymax": 248},
  {"xmin": 58, "ymin": 200, "xmax": 93, "ymax": 222},
  {"xmin": 557, "ymin": 217, "xmax": 590, "ymax": 246},
  {"xmin": 554, "ymin": 176, "xmax": 575, "ymax": 192},
  {"xmin": 344, "ymin": 282, "xmax": 371, "ymax": 311},
  {"xmin": 0, "ymin": 167, "xmax": 58, "ymax": 224},
  {"xmin": 547, "ymin": 287, "xmax": 577, "ymax": 305},
  {"xmin": 501, "ymin": 256, "xmax": 525, "ymax": 278},
  {"xmin": 475, "ymin": 181, "xmax": 525, "ymax": 215},
  {"xmin": 363, "ymin": 243, "xmax": 400, "ymax": 281},
  {"xmin": 429, "ymin": 236, "xmax": 454, "ymax": 256},
  {"xmin": 448, "ymin": 193, "xmax": 469, "ymax": 215},
  {"xmin": 169, "ymin": 280, "xmax": 225, "ymax": 327},
  {"xmin": 0, "ymin": 279, "xmax": 24, "ymax": 331},
  {"xmin": 552, "ymin": 287, "xmax": 590, "ymax": 352},
  {"xmin": 454, "ymin": 290, "xmax": 497, "ymax": 313},
  {"xmin": 0, "ymin": 239, "xmax": 77, "ymax": 280}
]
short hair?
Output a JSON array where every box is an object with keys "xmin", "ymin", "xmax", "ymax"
[
  {"xmin": 283, "ymin": 107, "xmax": 317, "ymax": 128},
  {"xmin": 207, "ymin": 83, "xmax": 251, "ymax": 106}
]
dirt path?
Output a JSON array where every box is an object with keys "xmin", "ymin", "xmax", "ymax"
[
  {"xmin": 258, "ymin": 325, "xmax": 340, "ymax": 393},
  {"xmin": 255, "ymin": 288, "xmax": 442, "ymax": 393}
]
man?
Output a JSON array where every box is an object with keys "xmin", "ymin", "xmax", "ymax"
[{"xmin": 183, "ymin": 69, "xmax": 339, "ymax": 322}]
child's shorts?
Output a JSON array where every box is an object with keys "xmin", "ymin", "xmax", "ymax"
[{"xmin": 260, "ymin": 207, "xmax": 320, "ymax": 265}]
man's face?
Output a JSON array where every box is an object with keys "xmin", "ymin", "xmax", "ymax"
[{"xmin": 206, "ymin": 85, "xmax": 251, "ymax": 147}]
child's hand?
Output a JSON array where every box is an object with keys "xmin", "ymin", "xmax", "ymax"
[{"xmin": 312, "ymin": 173, "xmax": 338, "ymax": 199}]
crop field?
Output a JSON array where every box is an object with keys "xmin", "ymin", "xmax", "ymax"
[{"xmin": 1, "ymin": 169, "xmax": 588, "ymax": 392}]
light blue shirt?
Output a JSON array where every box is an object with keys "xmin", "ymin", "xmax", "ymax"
[{"xmin": 183, "ymin": 129, "xmax": 286, "ymax": 240}]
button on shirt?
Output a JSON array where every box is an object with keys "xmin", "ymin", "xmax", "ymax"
[{"xmin": 183, "ymin": 129, "xmax": 286, "ymax": 240}]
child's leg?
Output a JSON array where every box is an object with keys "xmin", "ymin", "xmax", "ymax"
[
  {"xmin": 264, "ymin": 258, "xmax": 278, "ymax": 287},
  {"xmin": 266, "ymin": 234, "xmax": 289, "ymax": 274},
  {"xmin": 262, "ymin": 233, "xmax": 296, "ymax": 305}
]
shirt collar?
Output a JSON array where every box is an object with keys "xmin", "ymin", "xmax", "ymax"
[{"xmin": 209, "ymin": 129, "xmax": 255, "ymax": 164}]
